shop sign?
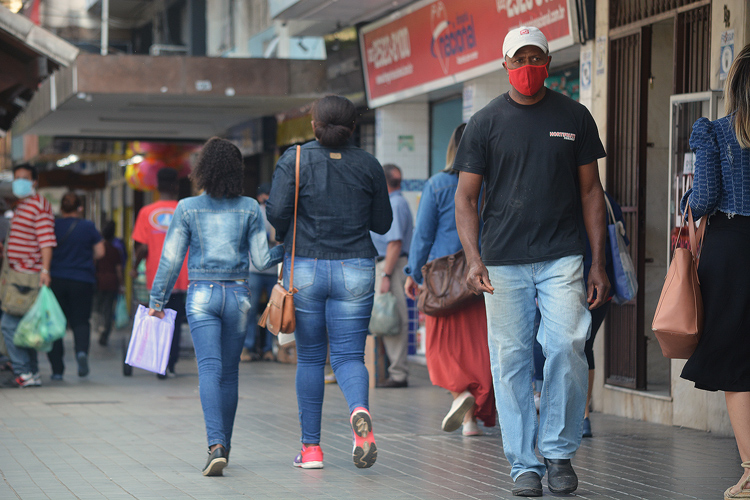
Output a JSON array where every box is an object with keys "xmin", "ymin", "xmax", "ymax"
[
  {"xmin": 720, "ymin": 29, "xmax": 734, "ymax": 81},
  {"xmin": 360, "ymin": 0, "xmax": 577, "ymax": 107}
]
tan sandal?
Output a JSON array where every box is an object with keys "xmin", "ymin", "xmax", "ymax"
[{"xmin": 724, "ymin": 462, "xmax": 750, "ymax": 499}]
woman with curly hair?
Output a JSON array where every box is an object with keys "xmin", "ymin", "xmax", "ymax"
[
  {"xmin": 267, "ymin": 95, "xmax": 392, "ymax": 470},
  {"xmin": 148, "ymin": 137, "xmax": 283, "ymax": 476}
]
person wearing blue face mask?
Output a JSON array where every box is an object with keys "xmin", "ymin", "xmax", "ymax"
[{"xmin": 1, "ymin": 164, "xmax": 57, "ymax": 388}]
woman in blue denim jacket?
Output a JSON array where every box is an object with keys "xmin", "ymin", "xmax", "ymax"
[
  {"xmin": 266, "ymin": 95, "xmax": 392, "ymax": 470},
  {"xmin": 679, "ymin": 45, "xmax": 750, "ymax": 500},
  {"xmin": 148, "ymin": 138, "xmax": 283, "ymax": 477},
  {"xmin": 403, "ymin": 124, "xmax": 496, "ymax": 437}
]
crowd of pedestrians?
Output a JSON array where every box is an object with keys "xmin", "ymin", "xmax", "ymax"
[{"xmin": 0, "ymin": 28, "xmax": 748, "ymax": 500}]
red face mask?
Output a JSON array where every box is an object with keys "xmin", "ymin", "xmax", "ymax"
[{"xmin": 507, "ymin": 64, "xmax": 549, "ymax": 96}]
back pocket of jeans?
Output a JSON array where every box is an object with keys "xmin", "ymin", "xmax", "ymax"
[
  {"xmin": 287, "ymin": 258, "xmax": 316, "ymax": 291},
  {"xmin": 235, "ymin": 288, "xmax": 252, "ymax": 314},
  {"xmin": 189, "ymin": 282, "xmax": 213, "ymax": 305},
  {"xmin": 342, "ymin": 261, "xmax": 375, "ymax": 298}
]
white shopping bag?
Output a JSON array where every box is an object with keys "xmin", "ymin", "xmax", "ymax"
[
  {"xmin": 125, "ymin": 304, "xmax": 177, "ymax": 375},
  {"xmin": 277, "ymin": 332, "xmax": 295, "ymax": 346}
]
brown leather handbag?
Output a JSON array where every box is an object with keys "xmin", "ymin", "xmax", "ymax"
[
  {"xmin": 417, "ymin": 249, "xmax": 482, "ymax": 317},
  {"xmin": 651, "ymin": 207, "xmax": 705, "ymax": 359},
  {"xmin": 258, "ymin": 146, "xmax": 300, "ymax": 336}
]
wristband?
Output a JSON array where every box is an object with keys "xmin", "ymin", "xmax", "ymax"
[{"xmin": 40, "ymin": 269, "xmax": 49, "ymax": 274}]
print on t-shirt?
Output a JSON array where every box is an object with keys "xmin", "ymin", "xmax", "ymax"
[{"xmin": 148, "ymin": 207, "xmax": 175, "ymax": 232}]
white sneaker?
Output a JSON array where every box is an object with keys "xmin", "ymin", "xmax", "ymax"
[
  {"xmin": 13, "ymin": 372, "xmax": 40, "ymax": 387},
  {"xmin": 462, "ymin": 420, "xmax": 483, "ymax": 436},
  {"xmin": 534, "ymin": 392, "xmax": 541, "ymax": 413},
  {"xmin": 31, "ymin": 373, "xmax": 42, "ymax": 386},
  {"xmin": 442, "ymin": 391, "xmax": 475, "ymax": 432}
]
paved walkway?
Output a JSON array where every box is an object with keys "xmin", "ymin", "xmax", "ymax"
[{"xmin": 0, "ymin": 331, "xmax": 741, "ymax": 499}]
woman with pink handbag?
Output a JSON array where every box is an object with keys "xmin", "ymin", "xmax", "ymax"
[{"xmin": 679, "ymin": 44, "xmax": 750, "ymax": 500}]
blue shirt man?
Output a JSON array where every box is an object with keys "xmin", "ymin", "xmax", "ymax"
[{"xmin": 370, "ymin": 164, "xmax": 413, "ymax": 388}]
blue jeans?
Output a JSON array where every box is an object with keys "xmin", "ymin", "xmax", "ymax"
[
  {"xmin": 285, "ymin": 255, "xmax": 375, "ymax": 445},
  {"xmin": 485, "ymin": 255, "xmax": 590, "ymax": 480},
  {"xmin": 1, "ymin": 312, "xmax": 38, "ymax": 375},
  {"xmin": 243, "ymin": 272, "xmax": 278, "ymax": 353},
  {"xmin": 186, "ymin": 280, "xmax": 251, "ymax": 449}
]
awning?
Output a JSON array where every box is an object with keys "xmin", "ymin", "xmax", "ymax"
[
  {"xmin": 13, "ymin": 54, "xmax": 328, "ymax": 141},
  {"xmin": 270, "ymin": 0, "xmax": 415, "ymax": 37},
  {"xmin": 0, "ymin": 5, "xmax": 79, "ymax": 133}
]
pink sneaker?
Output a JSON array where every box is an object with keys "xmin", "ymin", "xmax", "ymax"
[
  {"xmin": 293, "ymin": 445, "xmax": 324, "ymax": 469},
  {"xmin": 350, "ymin": 407, "xmax": 377, "ymax": 468}
]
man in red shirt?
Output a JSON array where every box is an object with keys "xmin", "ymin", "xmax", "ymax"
[
  {"xmin": 1, "ymin": 164, "xmax": 57, "ymax": 388},
  {"xmin": 132, "ymin": 169, "xmax": 188, "ymax": 379}
]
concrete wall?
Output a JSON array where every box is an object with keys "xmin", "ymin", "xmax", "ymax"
[
  {"xmin": 374, "ymin": 102, "xmax": 429, "ymax": 212},
  {"xmin": 462, "ymin": 72, "xmax": 511, "ymax": 119},
  {"xmin": 374, "ymin": 103, "xmax": 429, "ymax": 181}
]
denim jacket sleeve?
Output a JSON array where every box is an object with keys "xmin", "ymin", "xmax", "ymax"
[
  {"xmin": 404, "ymin": 181, "xmax": 439, "ymax": 284},
  {"xmin": 149, "ymin": 202, "xmax": 189, "ymax": 311},
  {"xmin": 681, "ymin": 117, "xmax": 721, "ymax": 219},
  {"xmin": 248, "ymin": 209, "xmax": 284, "ymax": 272},
  {"xmin": 370, "ymin": 165, "xmax": 393, "ymax": 235},
  {"xmin": 266, "ymin": 148, "xmax": 296, "ymax": 243}
]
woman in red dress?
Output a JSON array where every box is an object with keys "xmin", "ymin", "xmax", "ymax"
[{"xmin": 404, "ymin": 124, "xmax": 496, "ymax": 435}]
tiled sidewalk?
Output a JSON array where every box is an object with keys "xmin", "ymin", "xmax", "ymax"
[{"xmin": 0, "ymin": 333, "xmax": 741, "ymax": 499}]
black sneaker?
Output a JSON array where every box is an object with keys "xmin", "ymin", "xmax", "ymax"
[
  {"xmin": 203, "ymin": 446, "xmax": 228, "ymax": 476},
  {"xmin": 77, "ymin": 352, "xmax": 89, "ymax": 377}
]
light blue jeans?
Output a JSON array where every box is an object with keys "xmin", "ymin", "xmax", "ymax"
[
  {"xmin": 186, "ymin": 280, "xmax": 251, "ymax": 449},
  {"xmin": 485, "ymin": 255, "xmax": 590, "ymax": 480},
  {"xmin": 1, "ymin": 312, "xmax": 38, "ymax": 376},
  {"xmin": 285, "ymin": 255, "xmax": 375, "ymax": 445}
]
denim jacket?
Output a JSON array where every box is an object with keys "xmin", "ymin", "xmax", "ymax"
[
  {"xmin": 266, "ymin": 140, "xmax": 393, "ymax": 260},
  {"xmin": 681, "ymin": 116, "xmax": 750, "ymax": 219},
  {"xmin": 404, "ymin": 172, "xmax": 464, "ymax": 284},
  {"xmin": 149, "ymin": 194, "xmax": 284, "ymax": 310}
]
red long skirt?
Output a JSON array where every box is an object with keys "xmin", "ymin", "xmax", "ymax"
[{"xmin": 424, "ymin": 298, "xmax": 496, "ymax": 427}]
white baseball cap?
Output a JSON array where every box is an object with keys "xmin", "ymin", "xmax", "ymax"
[{"xmin": 503, "ymin": 26, "xmax": 549, "ymax": 58}]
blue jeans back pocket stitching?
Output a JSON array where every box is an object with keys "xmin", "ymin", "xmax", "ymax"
[
  {"xmin": 188, "ymin": 283, "xmax": 213, "ymax": 305},
  {"xmin": 234, "ymin": 290, "xmax": 252, "ymax": 314},
  {"xmin": 341, "ymin": 262, "xmax": 375, "ymax": 298},
  {"xmin": 287, "ymin": 259, "xmax": 316, "ymax": 291}
]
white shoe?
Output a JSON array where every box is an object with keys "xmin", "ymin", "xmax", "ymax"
[
  {"xmin": 442, "ymin": 391, "xmax": 475, "ymax": 432},
  {"xmin": 462, "ymin": 420, "xmax": 483, "ymax": 436},
  {"xmin": 534, "ymin": 392, "xmax": 541, "ymax": 413}
]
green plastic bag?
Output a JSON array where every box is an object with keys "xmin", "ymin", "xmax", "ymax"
[
  {"xmin": 368, "ymin": 292, "xmax": 401, "ymax": 336},
  {"xmin": 114, "ymin": 294, "xmax": 129, "ymax": 329},
  {"xmin": 13, "ymin": 286, "xmax": 67, "ymax": 352}
]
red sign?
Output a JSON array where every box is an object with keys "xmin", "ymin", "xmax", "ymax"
[{"xmin": 360, "ymin": 0, "xmax": 576, "ymax": 107}]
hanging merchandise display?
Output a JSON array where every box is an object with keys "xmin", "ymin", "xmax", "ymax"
[{"xmin": 124, "ymin": 142, "xmax": 201, "ymax": 191}]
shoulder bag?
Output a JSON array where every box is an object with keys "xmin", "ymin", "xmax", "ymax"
[
  {"xmin": 258, "ymin": 145, "xmax": 300, "ymax": 335},
  {"xmin": 651, "ymin": 207, "xmax": 705, "ymax": 359},
  {"xmin": 417, "ymin": 249, "xmax": 482, "ymax": 317}
]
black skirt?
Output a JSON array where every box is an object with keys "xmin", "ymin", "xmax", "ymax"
[{"xmin": 681, "ymin": 212, "xmax": 750, "ymax": 392}]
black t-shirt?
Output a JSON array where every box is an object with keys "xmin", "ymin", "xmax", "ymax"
[{"xmin": 454, "ymin": 90, "xmax": 606, "ymax": 265}]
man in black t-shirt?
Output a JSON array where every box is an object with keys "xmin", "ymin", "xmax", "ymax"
[{"xmin": 454, "ymin": 26, "xmax": 610, "ymax": 497}]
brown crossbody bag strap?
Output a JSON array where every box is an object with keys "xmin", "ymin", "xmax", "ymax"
[
  {"xmin": 259, "ymin": 146, "xmax": 301, "ymax": 334},
  {"xmin": 288, "ymin": 145, "xmax": 300, "ymax": 291},
  {"xmin": 273, "ymin": 145, "xmax": 300, "ymax": 288}
]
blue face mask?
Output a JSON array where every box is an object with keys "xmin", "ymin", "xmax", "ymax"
[{"xmin": 12, "ymin": 178, "xmax": 34, "ymax": 198}]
